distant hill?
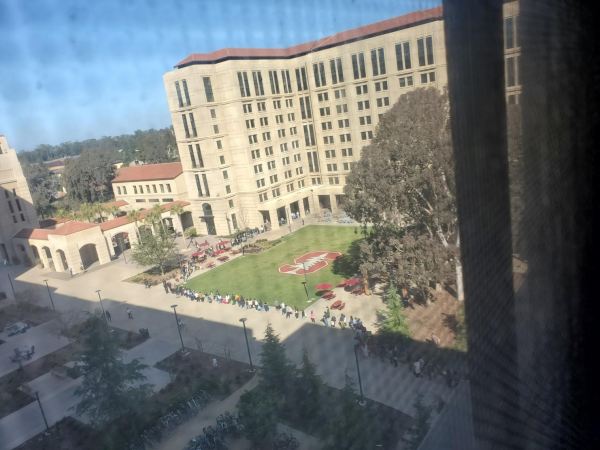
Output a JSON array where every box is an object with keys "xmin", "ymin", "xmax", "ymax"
[{"xmin": 18, "ymin": 127, "xmax": 179, "ymax": 165}]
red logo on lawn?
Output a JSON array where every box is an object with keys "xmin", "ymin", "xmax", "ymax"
[{"xmin": 279, "ymin": 251, "xmax": 342, "ymax": 275}]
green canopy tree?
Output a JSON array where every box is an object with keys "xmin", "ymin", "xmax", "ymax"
[
  {"xmin": 63, "ymin": 150, "xmax": 115, "ymax": 204},
  {"xmin": 380, "ymin": 284, "xmax": 411, "ymax": 336},
  {"xmin": 259, "ymin": 324, "xmax": 294, "ymax": 398},
  {"xmin": 22, "ymin": 163, "xmax": 59, "ymax": 218},
  {"xmin": 344, "ymin": 87, "xmax": 462, "ymax": 301},
  {"xmin": 404, "ymin": 394, "xmax": 433, "ymax": 450},
  {"xmin": 293, "ymin": 349, "xmax": 323, "ymax": 428},
  {"xmin": 73, "ymin": 315, "xmax": 151, "ymax": 424},
  {"xmin": 130, "ymin": 227, "xmax": 178, "ymax": 275},
  {"xmin": 237, "ymin": 388, "xmax": 279, "ymax": 446}
]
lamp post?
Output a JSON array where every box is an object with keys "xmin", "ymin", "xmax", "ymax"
[
  {"xmin": 301, "ymin": 281, "xmax": 309, "ymax": 302},
  {"xmin": 171, "ymin": 304, "xmax": 185, "ymax": 352},
  {"xmin": 239, "ymin": 318, "xmax": 254, "ymax": 372},
  {"xmin": 301, "ymin": 262, "xmax": 310, "ymax": 302},
  {"xmin": 43, "ymin": 280, "xmax": 55, "ymax": 311},
  {"xmin": 34, "ymin": 391, "xmax": 50, "ymax": 431},
  {"xmin": 354, "ymin": 345, "xmax": 366, "ymax": 406},
  {"xmin": 95, "ymin": 290, "xmax": 108, "ymax": 322}
]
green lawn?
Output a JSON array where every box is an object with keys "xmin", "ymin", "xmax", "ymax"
[{"xmin": 185, "ymin": 225, "xmax": 361, "ymax": 309}]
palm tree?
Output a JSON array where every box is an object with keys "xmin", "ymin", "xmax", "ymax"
[
  {"xmin": 127, "ymin": 209, "xmax": 143, "ymax": 243},
  {"xmin": 78, "ymin": 203, "xmax": 95, "ymax": 222},
  {"xmin": 107, "ymin": 204, "xmax": 120, "ymax": 219},
  {"xmin": 92, "ymin": 203, "xmax": 109, "ymax": 222},
  {"xmin": 169, "ymin": 203, "xmax": 185, "ymax": 234},
  {"xmin": 147, "ymin": 204, "xmax": 166, "ymax": 235},
  {"xmin": 55, "ymin": 207, "xmax": 74, "ymax": 221}
]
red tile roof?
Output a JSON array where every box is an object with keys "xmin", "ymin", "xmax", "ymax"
[
  {"xmin": 39, "ymin": 217, "xmax": 70, "ymax": 229},
  {"xmin": 112, "ymin": 162, "xmax": 183, "ymax": 183},
  {"xmin": 13, "ymin": 228, "xmax": 51, "ymax": 240},
  {"xmin": 47, "ymin": 221, "xmax": 98, "ymax": 236},
  {"xmin": 103, "ymin": 200, "xmax": 129, "ymax": 208},
  {"xmin": 99, "ymin": 200, "xmax": 190, "ymax": 231},
  {"xmin": 176, "ymin": 7, "xmax": 443, "ymax": 67}
]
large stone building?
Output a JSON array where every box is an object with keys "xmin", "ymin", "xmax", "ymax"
[
  {"xmin": 163, "ymin": 4, "xmax": 520, "ymax": 237},
  {"xmin": 0, "ymin": 135, "xmax": 38, "ymax": 263}
]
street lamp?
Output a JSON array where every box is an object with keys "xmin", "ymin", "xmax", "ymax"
[
  {"xmin": 239, "ymin": 318, "xmax": 255, "ymax": 372},
  {"xmin": 301, "ymin": 281, "xmax": 309, "ymax": 302},
  {"xmin": 43, "ymin": 280, "xmax": 56, "ymax": 311},
  {"xmin": 171, "ymin": 304, "xmax": 186, "ymax": 352},
  {"xmin": 34, "ymin": 391, "xmax": 50, "ymax": 431},
  {"xmin": 95, "ymin": 289, "xmax": 108, "ymax": 323},
  {"xmin": 354, "ymin": 345, "xmax": 366, "ymax": 406}
]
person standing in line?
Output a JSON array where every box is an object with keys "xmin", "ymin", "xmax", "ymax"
[
  {"xmin": 127, "ymin": 308, "xmax": 133, "ymax": 320},
  {"xmin": 162, "ymin": 279, "xmax": 169, "ymax": 294},
  {"xmin": 105, "ymin": 310, "xmax": 112, "ymax": 322},
  {"xmin": 310, "ymin": 310, "xmax": 316, "ymax": 323},
  {"xmin": 330, "ymin": 315, "xmax": 336, "ymax": 328}
]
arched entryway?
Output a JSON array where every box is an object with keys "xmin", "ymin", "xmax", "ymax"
[
  {"xmin": 42, "ymin": 246, "xmax": 55, "ymax": 270},
  {"xmin": 112, "ymin": 232, "xmax": 130, "ymax": 256},
  {"xmin": 56, "ymin": 249, "xmax": 69, "ymax": 271},
  {"xmin": 30, "ymin": 245, "xmax": 41, "ymax": 266},
  {"xmin": 201, "ymin": 203, "xmax": 216, "ymax": 235},
  {"xmin": 79, "ymin": 243, "xmax": 99, "ymax": 270}
]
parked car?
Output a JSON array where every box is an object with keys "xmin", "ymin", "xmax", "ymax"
[{"xmin": 4, "ymin": 322, "xmax": 30, "ymax": 336}]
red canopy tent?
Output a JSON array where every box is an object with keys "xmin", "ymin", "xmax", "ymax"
[
  {"xmin": 315, "ymin": 282, "xmax": 333, "ymax": 291},
  {"xmin": 345, "ymin": 278, "xmax": 361, "ymax": 287},
  {"xmin": 192, "ymin": 250, "xmax": 204, "ymax": 257}
]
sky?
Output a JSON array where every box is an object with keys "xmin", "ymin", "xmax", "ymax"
[{"xmin": 0, "ymin": 0, "xmax": 439, "ymax": 151}]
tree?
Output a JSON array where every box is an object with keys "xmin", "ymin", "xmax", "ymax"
[
  {"xmin": 63, "ymin": 150, "xmax": 115, "ymax": 204},
  {"xmin": 23, "ymin": 163, "xmax": 59, "ymax": 218},
  {"xmin": 146, "ymin": 204, "xmax": 167, "ymax": 234},
  {"xmin": 237, "ymin": 388, "xmax": 279, "ymax": 446},
  {"xmin": 130, "ymin": 228, "xmax": 178, "ymax": 275},
  {"xmin": 127, "ymin": 209, "xmax": 143, "ymax": 242},
  {"xmin": 404, "ymin": 394, "xmax": 433, "ymax": 450},
  {"xmin": 293, "ymin": 349, "xmax": 323, "ymax": 427},
  {"xmin": 169, "ymin": 202, "xmax": 185, "ymax": 232},
  {"xmin": 380, "ymin": 284, "xmax": 411, "ymax": 336},
  {"xmin": 73, "ymin": 315, "xmax": 151, "ymax": 424},
  {"xmin": 344, "ymin": 87, "xmax": 462, "ymax": 301},
  {"xmin": 259, "ymin": 324, "xmax": 294, "ymax": 398}
]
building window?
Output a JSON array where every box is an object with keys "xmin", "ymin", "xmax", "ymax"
[
  {"xmin": 195, "ymin": 174, "xmax": 203, "ymax": 197},
  {"xmin": 229, "ymin": 199, "xmax": 234, "ymax": 208},
  {"xmin": 139, "ymin": 185, "xmax": 143, "ymax": 193},
  {"xmin": 325, "ymin": 149, "xmax": 336, "ymax": 158},
  {"xmin": 202, "ymin": 175, "xmax": 210, "ymax": 197},
  {"xmin": 160, "ymin": 184, "xmax": 164, "ymax": 193},
  {"xmin": 237, "ymin": 71, "xmax": 251, "ymax": 97},
  {"xmin": 220, "ymin": 156, "xmax": 226, "ymax": 165},
  {"xmin": 133, "ymin": 186, "xmax": 138, "ymax": 194},
  {"xmin": 375, "ymin": 80, "xmax": 388, "ymax": 91},
  {"xmin": 277, "ymin": 129, "xmax": 286, "ymax": 138},
  {"xmin": 246, "ymin": 119, "xmax": 256, "ymax": 129},
  {"xmin": 323, "ymin": 136, "xmax": 334, "ymax": 144},
  {"xmin": 395, "ymin": 41, "xmax": 412, "ymax": 71},
  {"xmin": 175, "ymin": 81, "xmax": 184, "ymax": 108},
  {"xmin": 399, "ymin": 75, "xmax": 414, "ymax": 88},
  {"xmin": 252, "ymin": 71, "xmax": 265, "ymax": 96},
  {"xmin": 420, "ymin": 71, "xmax": 436, "ymax": 84},
  {"xmin": 269, "ymin": 70, "xmax": 280, "ymax": 94},
  {"xmin": 317, "ymin": 92, "xmax": 328, "ymax": 102},
  {"xmin": 189, "ymin": 113, "xmax": 198, "ymax": 137},
  {"xmin": 288, "ymin": 113, "xmax": 295, "ymax": 122},
  {"xmin": 356, "ymin": 84, "xmax": 368, "ymax": 95},
  {"xmin": 303, "ymin": 124, "xmax": 316, "ymax": 147},
  {"xmin": 506, "ymin": 56, "xmax": 516, "ymax": 87},
  {"xmin": 319, "ymin": 106, "xmax": 331, "ymax": 117},
  {"xmin": 275, "ymin": 114, "xmax": 283, "ymax": 124},
  {"xmin": 281, "ymin": 70, "xmax": 292, "ymax": 94},
  {"xmin": 162, "ymin": 198, "xmax": 174, "ymax": 203},
  {"xmin": 295, "ymin": 67, "xmax": 308, "ymax": 91},
  {"xmin": 340, "ymin": 133, "xmax": 351, "ymax": 143},
  {"xmin": 351, "ymin": 52, "xmax": 366, "ymax": 79},
  {"xmin": 203, "ymin": 77, "xmax": 214, "ymax": 102},
  {"xmin": 504, "ymin": 17, "xmax": 515, "ymax": 49},
  {"xmin": 330, "ymin": 57, "xmax": 344, "ymax": 84},
  {"xmin": 282, "ymin": 156, "xmax": 290, "ymax": 165},
  {"xmin": 417, "ymin": 36, "xmax": 434, "ymax": 66},
  {"xmin": 338, "ymin": 118, "xmax": 350, "ymax": 128},
  {"xmin": 341, "ymin": 147, "xmax": 353, "ymax": 157},
  {"xmin": 243, "ymin": 103, "xmax": 253, "ymax": 114},
  {"xmin": 149, "ymin": 198, "xmax": 159, "ymax": 203},
  {"xmin": 192, "ymin": 144, "xmax": 203, "ymax": 168},
  {"xmin": 328, "ymin": 176, "xmax": 340, "ymax": 185},
  {"xmin": 257, "ymin": 101, "xmax": 266, "ymax": 112},
  {"xmin": 249, "ymin": 134, "xmax": 258, "ymax": 144},
  {"xmin": 182, "ymin": 114, "xmax": 190, "ymax": 138},
  {"xmin": 326, "ymin": 163, "xmax": 338, "ymax": 171},
  {"xmin": 167, "ymin": 184, "xmax": 172, "ymax": 193},
  {"xmin": 334, "ymin": 88, "xmax": 346, "ymax": 99},
  {"xmin": 213, "ymin": 124, "xmax": 219, "ymax": 134},
  {"xmin": 225, "ymin": 185, "xmax": 231, "ymax": 194},
  {"xmin": 357, "ymin": 100, "xmax": 370, "ymax": 110},
  {"xmin": 265, "ymin": 146, "xmax": 274, "ymax": 156},
  {"xmin": 216, "ymin": 140, "xmax": 222, "ymax": 150},
  {"xmin": 123, "ymin": 186, "xmax": 127, "ymax": 194},
  {"xmin": 256, "ymin": 178, "xmax": 265, "ymax": 188},
  {"xmin": 376, "ymin": 97, "xmax": 390, "ymax": 107},
  {"xmin": 273, "ymin": 100, "xmax": 281, "ymax": 109},
  {"xmin": 8, "ymin": 200, "xmax": 14, "ymax": 213},
  {"xmin": 300, "ymin": 96, "xmax": 312, "ymax": 120},
  {"xmin": 210, "ymin": 108, "xmax": 216, "ymax": 118},
  {"xmin": 267, "ymin": 160, "xmax": 276, "ymax": 170},
  {"xmin": 251, "ymin": 149, "xmax": 261, "ymax": 159},
  {"xmin": 152, "ymin": 185, "xmax": 157, "ymax": 193},
  {"xmin": 313, "ymin": 62, "xmax": 327, "ymax": 87},
  {"xmin": 292, "ymin": 140, "xmax": 299, "ymax": 149},
  {"xmin": 307, "ymin": 151, "xmax": 319, "ymax": 172},
  {"xmin": 269, "ymin": 174, "xmax": 278, "ymax": 184},
  {"xmin": 371, "ymin": 48, "xmax": 386, "ymax": 76},
  {"xmin": 262, "ymin": 131, "xmax": 271, "ymax": 141},
  {"xmin": 259, "ymin": 192, "xmax": 268, "ymax": 202},
  {"xmin": 359, "ymin": 116, "xmax": 372, "ymax": 125},
  {"xmin": 135, "ymin": 199, "xmax": 145, "ymax": 203},
  {"xmin": 117, "ymin": 186, "xmax": 122, "ymax": 195},
  {"xmin": 336, "ymin": 104, "xmax": 348, "ymax": 114},
  {"xmin": 254, "ymin": 164, "xmax": 263, "ymax": 174},
  {"xmin": 361, "ymin": 130, "xmax": 374, "ymax": 140},
  {"xmin": 322, "ymin": 121, "xmax": 332, "ymax": 131}
]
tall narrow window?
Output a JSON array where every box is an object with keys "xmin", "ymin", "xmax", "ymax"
[
  {"xmin": 299, "ymin": 96, "xmax": 312, "ymax": 120},
  {"xmin": 237, "ymin": 71, "xmax": 251, "ymax": 97},
  {"xmin": 295, "ymin": 67, "xmax": 308, "ymax": 91},
  {"xmin": 182, "ymin": 114, "xmax": 190, "ymax": 138},
  {"xmin": 506, "ymin": 56, "xmax": 516, "ymax": 87},
  {"xmin": 188, "ymin": 144, "xmax": 197, "ymax": 168},
  {"xmin": 281, "ymin": 70, "xmax": 292, "ymax": 93},
  {"xmin": 418, "ymin": 36, "xmax": 435, "ymax": 66},
  {"xmin": 330, "ymin": 57, "xmax": 344, "ymax": 84},
  {"xmin": 203, "ymin": 77, "xmax": 214, "ymax": 102},
  {"xmin": 188, "ymin": 113, "xmax": 197, "ymax": 137},
  {"xmin": 195, "ymin": 143, "xmax": 204, "ymax": 168},
  {"xmin": 417, "ymin": 38, "xmax": 425, "ymax": 66},
  {"xmin": 351, "ymin": 53, "xmax": 366, "ymax": 79},
  {"xmin": 426, "ymin": 36, "xmax": 434, "ymax": 65},
  {"xmin": 504, "ymin": 17, "xmax": 514, "ymax": 49},
  {"xmin": 175, "ymin": 81, "xmax": 183, "ymax": 107},
  {"xmin": 252, "ymin": 71, "xmax": 264, "ymax": 96},
  {"xmin": 195, "ymin": 174, "xmax": 203, "ymax": 196},
  {"xmin": 182, "ymin": 79, "xmax": 191, "ymax": 105},
  {"xmin": 313, "ymin": 62, "xmax": 326, "ymax": 87},
  {"xmin": 395, "ymin": 42, "xmax": 412, "ymax": 70},
  {"xmin": 268, "ymin": 70, "xmax": 280, "ymax": 94},
  {"xmin": 371, "ymin": 48, "xmax": 386, "ymax": 76},
  {"xmin": 202, "ymin": 174, "xmax": 210, "ymax": 197},
  {"xmin": 303, "ymin": 124, "xmax": 315, "ymax": 147}
]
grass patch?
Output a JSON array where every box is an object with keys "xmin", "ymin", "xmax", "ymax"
[{"xmin": 185, "ymin": 225, "xmax": 361, "ymax": 309}]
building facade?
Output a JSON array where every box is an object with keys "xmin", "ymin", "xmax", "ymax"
[
  {"xmin": 0, "ymin": 135, "xmax": 38, "ymax": 263},
  {"xmin": 164, "ymin": 4, "xmax": 521, "ymax": 237},
  {"xmin": 111, "ymin": 162, "xmax": 188, "ymax": 209}
]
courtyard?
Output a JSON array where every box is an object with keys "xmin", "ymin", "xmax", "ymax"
[{"xmin": 185, "ymin": 225, "xmax": 361, "ymax": 309}]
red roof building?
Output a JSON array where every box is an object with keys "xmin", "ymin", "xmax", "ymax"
[{"xmin": 112, "ymin": 162, "xmax": 183, "ymax": 183}]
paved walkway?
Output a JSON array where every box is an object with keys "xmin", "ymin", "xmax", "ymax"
[{"xmin": 0, "ymin": 338, "xmax": 176, "ymax": 450}]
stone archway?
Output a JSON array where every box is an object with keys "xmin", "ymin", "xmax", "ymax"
[
  {"xmin": 201, "ymin": 203, "xmax": 216, "ymax": 235},
  {"xmin": 42, "ymin": 246, "xmax": 55, "ymax": 270},
  {"xmin": 112, "ymin": 232, "xmax": 130, "ymax": 256},
  {"xmin": 30, "ymin": 245, "xmax": 41, "ymax": 266},
  {"xmin": 79, "ymin": 243, "xmax": 99, "ymax": 270},
  {"xmin": 56, "ymin": 249, "xmax": 69, "ymax": 271}
]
